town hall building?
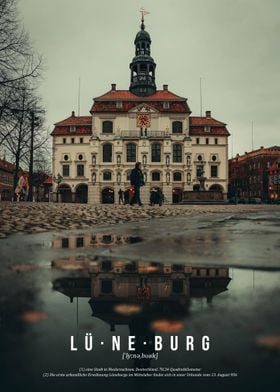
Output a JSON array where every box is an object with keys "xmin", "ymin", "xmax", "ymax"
[{"xmin": 51, "ymin": 16, "xmax": 230, "ymax": 204}]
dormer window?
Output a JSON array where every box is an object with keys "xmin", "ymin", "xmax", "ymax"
[
  {"xmin": 102, "ymin": 120, "xmax": 113, "ymax": 133},
  {"xmin": 70, "ymin": 126, "xmax": 76, "ymax": 133},
  {"xmin": 172, "ymin": 121, "xmax": 183, "ymax": 134}
]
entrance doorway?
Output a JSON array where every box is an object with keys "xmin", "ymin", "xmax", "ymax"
[
  {"xmin": 101, "ymin": 188, "xmax": 115, "ymax": 204},
  {"xmin": 58, "ymin": 184, "xmax": 72, "ymax": 203},
  {"xmin": 172, "ymin": 188, "xmax": 183, "ymax": 203},
  {"xmin": 76, "ymin": 184, "xmax": 88, "ymax": 203}
]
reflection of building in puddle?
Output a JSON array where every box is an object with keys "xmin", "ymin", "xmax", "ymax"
[
  {"xmin": 52, "ymin": 233, "xmax": 142, "ymax": 249},
  {"xmin": 52, "ymin": 260, "xmax": 230, "ymax": 366}
]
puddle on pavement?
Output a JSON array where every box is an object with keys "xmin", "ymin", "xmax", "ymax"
[
  {"xmin": 1, "ymin": 215, "xmax": 280, "ymax": 390},
  {"xmin": 2, "ymin": 256, "xmax": 280, "ymax": 375}
]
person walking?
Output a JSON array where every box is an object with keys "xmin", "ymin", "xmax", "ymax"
[
  {"xmin": 130, "ymin": 162, "xmax": 145, "ymax": 206},
  {"xmin": 118, "ymin": 188, "xmax": 124, "ymax": 204},
  {"xmin": 23, "ymin": 172, "xmax": 29, "ymax": 201},
  {"xmin": 15, "ymin": 170, "xmax": 25, "ymax": 202}
]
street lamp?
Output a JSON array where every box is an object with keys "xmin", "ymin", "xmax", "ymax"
[{"xmin": 53, "ymin": 173, "xmax": 63, "ymax": 202}]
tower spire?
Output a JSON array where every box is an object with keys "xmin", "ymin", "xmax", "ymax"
[
  {"xmin": 140, "ymin": 7, "xmax": 150, "ymax": 29},
  {"xmin": 129, "ymin": 10, "xmax": 156, "ymax": 97}
]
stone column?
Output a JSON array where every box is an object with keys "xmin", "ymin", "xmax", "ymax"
[
  {"xmin": 141, "ymin": 183, "xmax": 150, "ymax": 205},
  {"xmin": 162, "ymin": 184, "xmax": 172, "ymax": 204},
  {"xmin": 88, "ymin": 183, "xmax": 100, "ymax": 204}
]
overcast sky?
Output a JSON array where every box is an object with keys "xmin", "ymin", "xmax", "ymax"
[{"xmin": 18, "ymin": 0, "xmax": 280, "ymax": 157}]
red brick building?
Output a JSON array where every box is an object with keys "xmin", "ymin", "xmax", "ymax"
[
  {"xmin": 0, "ymin": 159, "xmax": 15, "ymax": 201},
  {"xmin": 268, "ymin": 160, "xmax": 280, "ymax": 201},
  {"xmin": 228, "ymin": 146, "xmax": 280, "ymax": 201}
]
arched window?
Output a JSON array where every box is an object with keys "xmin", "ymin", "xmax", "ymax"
[
  {"xmin": 103, "ymin": 144, "xmax": 112, "ymax": 162},
  {"xmin": 173, "ymin": 172, "xmax": 182, "ymax": 181},
  {"xmin": 151, "ymin": 143, "xmax": 161, "ymax": 162},
  {"xmin": 103, "ymin": 171, "xmax": 112, "ymax": 181},
  {"xmin": 172, "ymin": 121, "xmax": 183, "ymax": 134},
  {"xmin": 126, "ymin": 143, "xmax": 136, "ymax": 162},
  {"xmin": 173, "ymin": 144, "xmax": 182, "ymax": 162},
  {"xmin": 102, "ymin": 121, "xmax": 113, "ymax": 133},
  {"xmin": 152, "ymin": 172, "xmax": 161, "ymax": 181}
]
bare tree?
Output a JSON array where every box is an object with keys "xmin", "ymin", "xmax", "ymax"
[
  {"xmin": 1, "ymin": 79, "xmax": 49, "ymax": 193},
  {"xmin": 0, "ymin": 0, "xmax": 43, "ymax": 147},
  {"xmin": 0, "ymin": 0, "xmax": 42, "ymax": 87}
]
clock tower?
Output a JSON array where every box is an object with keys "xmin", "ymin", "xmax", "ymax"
[{"xmin": 129, "ymin": 15, "xmax": 157, "ymax": 97}]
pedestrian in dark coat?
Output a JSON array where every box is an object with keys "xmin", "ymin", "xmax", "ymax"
[
  {"xmin": 118, "ymin": 188, "xmax": 124, "ymax": 204},
  {"xmin": 130, "ymin": 162, "xmax": 145, "ymax": 206}
]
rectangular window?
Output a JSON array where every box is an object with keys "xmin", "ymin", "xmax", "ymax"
[
  {"xmin": 116, "ymin": 101, "xmax": 123, "ymax": 108},
  {"xmin": 206, "ymin": 138, "xmax": 209, "ymax": 144},
  {"xmin": 215, "ymin": 138, "xmax": 218, "ymax": 145},
  {"xmin": 77, "ymin": 164, "xmax": 84, "ymax": 177},
  {"xmin": 80, "ymin": 137, "xmax": 84, "ymax": 143},
  {"xmin": 62, "ymin": 165, "xmax": 70, "ymax": 177},
  {"xmin": 151, "ymin": 144, "xmax": 161, "ymax": 162},
  {"xmin": 103, "ymin": 144, "xmax": 112, "ymax": 162},
  {"xmin": 163, "ymin": 102, "xmax": 170, "ymax": 109},
  {"xmin": 61, "ymin": 238, "xmax": 69, "ymax": 248},
  {"xmin": 211, "ymin": 166, "xmax": 218, "ymax": 177},
  {"xmin": 173, "ymin": 144, "xmax": 182, "ymax": 163},
  {"xmin": 76, "ymin": 237, "xmax": 84, "ymax": 248},
  {"xmin": 196, "ymin": 138, "xmax": 200, "ymax": 144},
  {"xmin": 126, "ymin": 143, "xmax": 136, "ymax": 162},
  {"xmin": 71, "ymin": 138, "xmax": 75, "ymax": 144},
  {"xmin": 63, "ymin": 138, "xmax": 66, "ymax": 144}
]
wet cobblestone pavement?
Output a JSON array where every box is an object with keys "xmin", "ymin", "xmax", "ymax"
[{"xmin": 0, "ymin": 202, "xmax": 279, "ymax": 237}]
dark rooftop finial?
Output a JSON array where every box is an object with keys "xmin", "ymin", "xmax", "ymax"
[{"xmin": 139, "ymin": 7, "xmax": 149, "ymax": 30}]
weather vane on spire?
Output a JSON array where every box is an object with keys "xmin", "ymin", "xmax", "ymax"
[{"xmin": 140, "ymin": 7, "xmax": 150, "ymax": 23}]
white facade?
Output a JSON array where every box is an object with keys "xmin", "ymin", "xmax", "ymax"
[{"xmin": 52, "ymin": 105, "xmax": 229, "ymax": 204}]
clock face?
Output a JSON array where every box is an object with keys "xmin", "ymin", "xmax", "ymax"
[{"xmin": 137, "ymin": 113, "xmax": 151, "ymax": 128}]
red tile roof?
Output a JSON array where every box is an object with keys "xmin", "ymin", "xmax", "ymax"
[
  {"xmin": 52, "ymin": 112, "xmax": 92, "ymax": 136},
  {"xmin": 0, "ymin": 159, "xmax": 15, "ymax": 172},
  {"xmin": 94, "ymin": 89, "xmax": 186, "ymax": 101},
  {"xmin": 189, "ymin": 116, "xmax": 230, "ymax": 136},
  {"xmin": 90, "ymin": 89, "xmax": 191, "ymax": 114},
  {"xmin": 54, "ymin": 114, "xmax": 92, "ymax": 126},
  {"xmin": 190, "ymin": 116, "xmax": 226, "ymax": 126},
  {"xmin": 51, "ymin": 126, "xmax": 92, "ymax": 136},
  {"xmin": 91, "ymin": 101, "xmax": 190, "ymax": 114}
]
